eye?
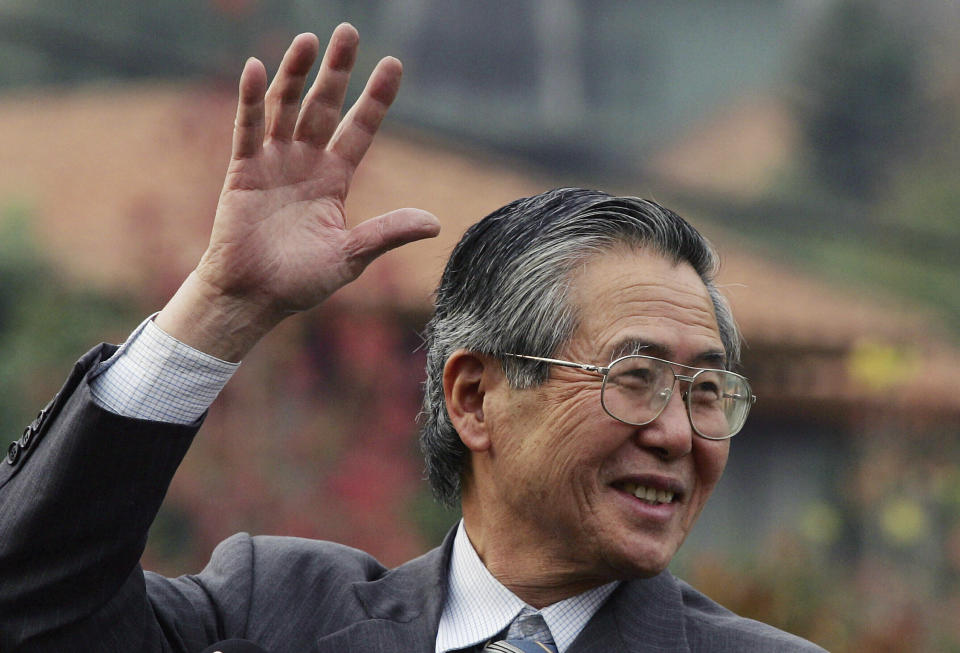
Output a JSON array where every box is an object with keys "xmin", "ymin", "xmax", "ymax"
[
  {"xmin": 614, "ymin": 368, "xmax": 655, "ymax": 389},
  {"xmin": 689, "ymin": 375, "xmax": 721, "ymax": 402},
  {"xmin": 606, "ymin": 357, "xmax": 674, "ymax": 404}
]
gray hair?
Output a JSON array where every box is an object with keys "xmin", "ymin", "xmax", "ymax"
[{"xmin": 419, "ymin": 188, "xmax": 740, "ymax": 506}]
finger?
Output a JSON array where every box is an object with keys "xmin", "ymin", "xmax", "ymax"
[
  {"xmin": 328, "ymin": 56, "xmax": 403, "ymax": 172},
  {"xmin": 232, "ymin": 57, "xmax": 267, "ymax": 159},
  {"xmin": 294, "ymin": 23, "xmax": 359, "ymax": 146},
  {"xmin": 342, "ymin": 208, "xmax": 440, "ymax": 274},
  {"xmin": 264, "ymin": 33, "xmax": 320, "ymax": 143}
]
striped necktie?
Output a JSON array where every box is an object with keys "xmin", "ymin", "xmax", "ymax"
[{"xmin": 482, "ymin": 641, "xmax": 558, "ymax": 653}]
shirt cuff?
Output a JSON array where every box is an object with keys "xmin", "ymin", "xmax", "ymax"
[{"xmin": 89, "ymin": 315, "xmax": 239, "ymax": 425}]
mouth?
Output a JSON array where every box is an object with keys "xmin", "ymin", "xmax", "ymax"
[{"xmin": 612, "ymin": 480, "xmax": 680, "ymax": 506}]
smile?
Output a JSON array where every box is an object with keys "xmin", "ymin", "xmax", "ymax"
[{"xmin": 614, "ymin": 481, "xmax": 676, "ymax": 505}]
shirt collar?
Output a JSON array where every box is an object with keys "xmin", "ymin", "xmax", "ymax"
[{"xmin": 436, "ymin": 520, "xmax": 619, "ymax": 653}]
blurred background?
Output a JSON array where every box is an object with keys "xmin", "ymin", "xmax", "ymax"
[{"xmin": 1, "ymin": 0, "xmax": 959, "ymax": 650}]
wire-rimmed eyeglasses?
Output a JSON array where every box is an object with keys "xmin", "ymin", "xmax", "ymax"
[{"xmin": 503, "ymin": 353, "xmax": 757, "ymax": 440}]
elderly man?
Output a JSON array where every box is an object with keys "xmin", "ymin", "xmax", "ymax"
[{"xmin": 0, "ymin": 26, "xmax": 824, "ymax": 652}]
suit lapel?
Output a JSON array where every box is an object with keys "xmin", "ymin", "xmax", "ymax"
[
  {"xmin": 312, "ymin": 530, "xmax": 691, "ymax": 653},
  {"xmin": 313, "ymin": 529, "xmax": 455, "ymax": 653},
  {"xmin": 568, "ymin": 572, "xmax": 690, "ymax": 653}
]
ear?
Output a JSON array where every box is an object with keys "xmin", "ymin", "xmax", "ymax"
[{"xmin": 443, "ymin": 350, "xmax": 496, "ymax": 452}]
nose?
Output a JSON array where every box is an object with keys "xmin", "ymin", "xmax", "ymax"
[{"xmin": 634, "ymin": 386, "xmax": 693, "ymax": 459}]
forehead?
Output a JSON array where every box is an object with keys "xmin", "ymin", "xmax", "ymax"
[{"xmin": 566, "ymin": 247, "xmax": 724, "ymax": 364}]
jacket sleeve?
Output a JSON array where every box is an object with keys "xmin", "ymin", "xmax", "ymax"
[{"xmin": 0, "ymin": 344, "xmax": 208, "ymax": 652}]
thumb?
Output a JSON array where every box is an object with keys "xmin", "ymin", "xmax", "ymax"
[{"xmin": 343, "ymin": 208, "xmax": 440, "ymax": 270}]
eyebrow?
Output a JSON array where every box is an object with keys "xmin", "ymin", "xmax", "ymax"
[{"xmin": 608, "ymin": 338, "xmax": 728, "ymax": 369}]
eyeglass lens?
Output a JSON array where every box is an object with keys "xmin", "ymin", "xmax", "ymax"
[{"xmin": 600, "ymin": 356, "xmax": 752, "ymax": 439}]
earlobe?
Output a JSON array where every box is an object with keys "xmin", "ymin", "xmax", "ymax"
[{"xmin": 443, "ymin": 350, "xmax": 493, "ymax": 452}]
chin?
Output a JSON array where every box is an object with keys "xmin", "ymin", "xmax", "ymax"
[{"xmin": 599, "ymin": 538, "xmax": 679, "ymax": 580}]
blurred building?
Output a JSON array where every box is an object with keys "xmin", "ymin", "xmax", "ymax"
[
  {"xmin": 2, "ymin": 80, "xmax": 959, "ymax": 648},
  {"xmin": 3, "ymin": 80, "xmax": 958, "ymax": 553}
]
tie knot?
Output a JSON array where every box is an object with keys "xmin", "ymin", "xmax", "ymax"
[
  {"xmin": 481, "ymin": 609, "xmax": 558, "ymax": 652},
  {"xmin": 506, "ymin": 608, "xmax": 552, "ymax": 642}
]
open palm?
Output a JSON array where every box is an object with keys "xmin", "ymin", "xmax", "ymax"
[{"xmin": 159, "ymin": 26, "xmax": 439, "ymax": 360}]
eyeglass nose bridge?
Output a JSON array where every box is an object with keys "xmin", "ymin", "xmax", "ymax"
[
  {"xmin": 673, "ymin": 372, "xmax": 696, "ymax": 400},
  {"xmin": 650, "ymin": 371, "xmax": 697, "ymax": 417},
  {"xmin": 630, "ymin": 367, "xmax": 709, "ymax": 431}
]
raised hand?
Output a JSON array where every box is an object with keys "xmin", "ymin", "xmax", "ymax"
[{"xmin": 156, "ymin": 25, "xmax": 439, "ymax": 361}]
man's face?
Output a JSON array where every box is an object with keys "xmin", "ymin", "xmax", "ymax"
[{"xmin": 479, "ymin": 248, "xmax": 730, "ymax": 582}]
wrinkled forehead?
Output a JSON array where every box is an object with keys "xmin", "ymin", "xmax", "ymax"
[{"xmin": 565, "ymin": 247, "xmax": 724, "ymax": 364}]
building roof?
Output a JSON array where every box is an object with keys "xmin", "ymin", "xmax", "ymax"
[{"xmin": 1, "ymin": 83, "xmax": 956, "ymax": 413}]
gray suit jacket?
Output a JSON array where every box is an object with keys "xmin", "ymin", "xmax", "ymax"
[{"xmin": 0, "ymin": 345, "xmax": 825, "ymax": 652}]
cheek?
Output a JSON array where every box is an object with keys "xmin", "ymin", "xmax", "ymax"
[
  {"xmin": 510, "ymin": 382, "xmax": 607, "ymax": 472},
  {"xmin": 692, "ymin": 440, "xmax": 730, "ymax": 501}
]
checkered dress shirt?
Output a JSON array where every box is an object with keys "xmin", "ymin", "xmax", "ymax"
[{"xmin": 437, "ymin": 521, "xmax": 617, "ymax": 653}]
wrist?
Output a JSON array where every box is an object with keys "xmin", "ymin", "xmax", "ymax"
[{"xmin": 155, "ymin": 271, "xmax": 287, "ymax": 362}]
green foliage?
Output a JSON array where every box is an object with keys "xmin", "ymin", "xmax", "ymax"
[
  {"xmin": 695, "ymin": 2, "xmax": 960, "ymax": 340},
  {"xmin": 674, "ymin": 422, "xmax": 960, "ymax": 652},
  {"xmin": 407, "ymin": 484, "xmax": 461, "ymax": 548},
  {"xmin": 0, "ymin": 202, "xmax": 137, "ymax": 435},
  {"xmin": 792, "ymin": 0, "xmax": 925, "ymax": 199}
]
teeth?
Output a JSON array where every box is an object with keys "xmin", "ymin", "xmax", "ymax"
[{"xmin": 618, "ymin": 482, "xmax": 675, "ymax": 504}]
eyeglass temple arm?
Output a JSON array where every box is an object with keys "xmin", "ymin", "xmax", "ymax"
[{"xmin": 502, "ymin": 353, "xmax": 609, "ymax": 375}]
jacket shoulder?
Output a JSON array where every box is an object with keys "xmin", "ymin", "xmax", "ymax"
[
  {"xmin": 677, "ymin": 578, "xmax": 827, "ymax": 652},
  {"xmin": 147, "ymin": 533, "xmax": 394, "ymax": 648},
  {"xmin": 247, "ymin": 533, "xmax": 390, "ymax": 583}
]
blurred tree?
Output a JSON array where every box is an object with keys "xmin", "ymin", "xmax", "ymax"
[
  {"xmin": 792, "ymin": 0, "xmax": 926, "ymax": 200},
  {"xmin": 0, "ymin": 202, "xmax": 137, "ymax": 435}
]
